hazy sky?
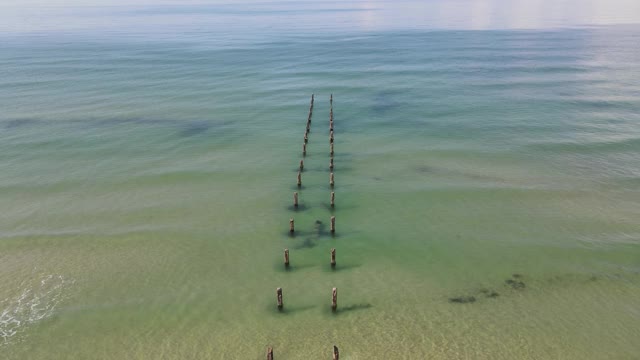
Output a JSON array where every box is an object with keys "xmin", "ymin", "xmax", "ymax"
[{"xmin": 1, "ymin": 0, "xmax": 639, "ymax": 33}]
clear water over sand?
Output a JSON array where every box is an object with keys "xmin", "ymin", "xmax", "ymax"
[{"xmin": 1, "ymin": 1, "xmax": 640, "ymax": 358}]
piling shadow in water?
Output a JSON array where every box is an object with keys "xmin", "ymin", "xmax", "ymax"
[
  {"xmin": 270, "ymin": 304, "xmax": 316, "ymax": 315},
  {"xmin": 287, "ymin": 204, "xmax": 308, "ymax": 212},
  {"xmin": 327, "ymin": 263, "xmax": 361, "ymax": 273},
  {"xmin": 331, "ymin": 303, "xmax": 373, "ymax": 315},
  {"xmin": 274, "ymin": 263, "xmax": 315, "ymax": 273},
  {"xmin": 321, "ymin": 203, "xmax": 358, "ymax": 212}
]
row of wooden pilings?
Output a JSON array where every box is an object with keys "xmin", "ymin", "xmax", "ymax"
[{"xmin": 268, "ymin": 94, "xmax": 340, "ymax": 359}]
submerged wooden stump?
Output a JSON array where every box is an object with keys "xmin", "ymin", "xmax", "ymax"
[
  {"xmin": 330, "ymin": 191, "xmax": 335, "ymax": 207},
  {"xmin": 331, "ymin": 287, "xmax": 337, "ymax": 312},
  {"xmin": 330, "ymin": 248, "xmax": 336, "ymax": 268},
  {"xmin": 289, "ymin": 218, "xmax": 295, "ymax": 233},
  {"xmin": 267, "ymin": 347, "xmax": 274, "ymax": 360},
  {"xmin": 277, "ymin": 287, "xmax": 283, "ymax": 310},
  {"xmin": 333, "ymin": 345, "xmax": 339, "ymax": 360},
  {"xmin": 330, "ymin": 216, "xmax": 335, "ymax": 233},
  {"xmin": 284, "ymin": 249, "xmax": 290, "ymax": 267},
  {"xmin": 293, "ymin": 192, "xmax": 298, "ymax": 208}
]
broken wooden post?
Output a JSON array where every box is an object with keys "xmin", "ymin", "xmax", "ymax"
[
  {"xmin": 330, "ymin": 172, "xmax": 334, "ymax": 187},
  {"xmin": 289, "ymin": 218, "xmax": 295, "ymax": 233},
  {"xmin": 329, "ymin": 157, "xmax": 334, "ymax": 170},
  {"xmin": 267, "ymin": 347, "xmax": 274, "ymax": 360},
  {"xmin": 330, "ymin": 216, "xmax": 336, "ymax": 233},
  {"xmin": 297, "ymin": 171, "xmax": 302, "ymax": 187},
  {"xmin": 277, "ymin": 288, "xmax": 283, "ymax": 310},
  {"xmin": 299, "ymin": 159, "xmax": 304, "ymax": 171},
  {"xmin": 293, "ymin": 192, "xmax": 298, "ymax": 208},
  {"xmin": 330, "ymin": 248, "xmax": 336, "ymax": 268},
  {"xmin": 330, "ymin": 143, "xmax": 334, "ymax": 156},
  {"xmin": 330, "ymin": 191, "xmax": 335, "ymax": 207},
  {"xmin": 333, "ymin": 345, "xmax": 339, "ymax": 360},
  {"xmin": 302, "ymin": 143, "xmax": 306, "ymax": 156},
  {"xmin": 284, "ymin": 249, "xmax": 290, "ymax": 268},
  {"xmin": 331, "ymin": 287, "xmax": 337, "ymax": 312}
]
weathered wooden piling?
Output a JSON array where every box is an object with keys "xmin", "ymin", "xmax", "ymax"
[
  {"xmin": 330, "ymin": 172, "xmax": 334, "ymax": 187},
  {"xmin": 284, "ymin": 249, "xmax": 290, "ymax": 267},
  {"xmin": 330, "ymin": 93, "xmax": 333, "ymax": 104},
  {"xmin": 304, "ymin": 133, "xmax": 308, "ymax": 143},
  {"xmin": 330, "ymin": 130, "xmax": 334, "ymax": 143},
  {"xmin": 329, "ymin": 121, "xmax": 333, "ymax": 132},
  {"xmin": 333, "ymin": 346, "xmax": 339, "ymax": 360},
  {"xmin": 297, "ymin": 171, "xmax": 302, "ymax": 187},
  {"xmin": 330, "ymin": 143, "xmax": 334, "ymax": 156},
  {"xmin": 329, "ymin": 157, "xmax": 334, "ymax": 170},
  {"xmin": 330, "ymin": 216, "xmax": 336, "ymax": 233},
  {"xmin": 331, "ymin": 287, "xmax": 337, "ymax": 312},
  {"xmin": 299, "ymin": 159, "xmax": 304, "ymax": 171},
  {"xmin": 289, "ymin": 218, "xmax": 295, "ymax": 233},
  {"xmin": 267, "ymin": 347, "xmax": 274, "ymax": 360},
  {"xmin": 330, "ymin": 191, "xmax": 335, "ymax": 207},
  {"xmin": 293, "ymin": 192, "xmax": 298, "ymax": 208},
  {"xmin": 330, "ymin": 248, "xmax": 336, "ymax": 268},
  {"xmin": 303, "ymin": 143, "xmax": 306, "ymax": 156},
  {"xmin": 277, "ymin": 288, "xmax": 283, "ymax": 310}
]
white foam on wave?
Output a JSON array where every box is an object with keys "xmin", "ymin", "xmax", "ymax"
[{"xmin": 0, "ymin": 274, "xmax": 74, "ymax": 346}]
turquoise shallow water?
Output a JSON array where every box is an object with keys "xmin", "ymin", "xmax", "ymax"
[{"xmin": 1, "ymin": 2, "xmax": 640, "ymax": 359}]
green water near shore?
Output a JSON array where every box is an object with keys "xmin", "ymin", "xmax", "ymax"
[{"xmin": 2, "ymin": 2, "xmax": 640, "ymax": 359}]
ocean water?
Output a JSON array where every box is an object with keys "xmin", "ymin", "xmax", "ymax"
[{"xmin": 1, "ymin": 1, "xmax": 640, "ymax": 359}]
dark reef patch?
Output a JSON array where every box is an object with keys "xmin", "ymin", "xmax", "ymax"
[{"xmin": 449, "ymin": 296, "xmax": 476, "ymax": 304}]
